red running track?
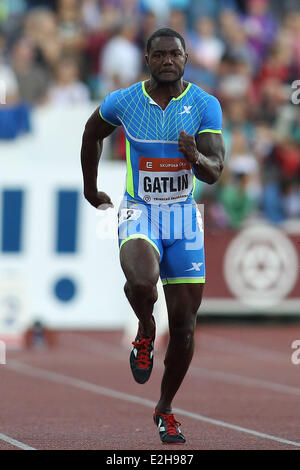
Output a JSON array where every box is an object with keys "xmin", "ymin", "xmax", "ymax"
[{"xmin": 1, "ymin": 323, "xmax": 300, "ymax": 450}]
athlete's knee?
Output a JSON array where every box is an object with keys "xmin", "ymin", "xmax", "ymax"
[
  {"xmin": 124, "ymin": 279, "xmax": 158, "ymax": 304},
  {"xmin": 169, "ymin": 316, "xmax": 196, "ymax": 350}
]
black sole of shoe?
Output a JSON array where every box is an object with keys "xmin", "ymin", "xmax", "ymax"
[{"xmin": 162, "ymin": 442, "xmax": 186, "ymax": 445}]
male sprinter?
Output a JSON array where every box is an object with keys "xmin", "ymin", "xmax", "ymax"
[{"xmin": 81, "ymin": 28, "xmax": 225, "ymax": 444}]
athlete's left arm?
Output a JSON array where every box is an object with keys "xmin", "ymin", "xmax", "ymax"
[{"xmin": 178, "ymin": 130, "xmax": 225, "ymax": 184}]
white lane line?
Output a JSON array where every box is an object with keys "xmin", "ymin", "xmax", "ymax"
[
  {"xmin": 0, "ymin": 432, "xmax": 36, "ymax": 450},
  {"xmin": 7, "ymin": 359, "xmax": 300, "ymax": 449},
  {"xmin": 61, "ymin": 332, "xmax": 128, "ymax": 361},
  {"xmin": 61, "ymin": 333, "xmax": 300, "ymax": 398},
  {"xmin": 199, "ymin": 333, "xmax": 289, "ymax": 363},
  {"xmin": 62, "ymin": 330, "xmax": 289, "ymax": 364},
  {"xmin": 189, "ymin": 366, "xmax": 300, "ymax": 397}
]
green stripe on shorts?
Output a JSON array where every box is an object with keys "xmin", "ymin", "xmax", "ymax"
[
  {"xmin": 120, "ymin": 234, "xmax": 160, "ymax": 256},
  {"xmin": 162, "ymin": 278, "xmax": 205, "ymax": 285}
]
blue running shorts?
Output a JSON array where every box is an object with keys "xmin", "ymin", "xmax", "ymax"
[{"xmin": 118, "ymin": 198, "xmax": 205, "ymax": 285}]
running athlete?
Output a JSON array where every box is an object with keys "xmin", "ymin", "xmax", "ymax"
[{"xmin": 81, "ymin": 28, "xmax": 225, "ymax": 445}]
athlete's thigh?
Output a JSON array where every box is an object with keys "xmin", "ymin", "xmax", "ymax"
[
  {"xmin": 163, "ymin": 283, "xmax": 204, "ymax": 325},
  {"xmin": 120, "ymin": 237, "xmax": 160, "ymax": 285},
  {"xmin": 160, "ymin": 202, "xmax": 205, "ymax": 286},
  {"xmin": 118, "ymin": 198, "xmax": 161, "ymax": 284}
]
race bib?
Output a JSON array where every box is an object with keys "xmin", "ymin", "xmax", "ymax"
[
  {"xmin": 118, "ymin": 208, "xmax": 142, "ymax": 226},
  {"xmin": 138, "ymin": 157, "xmax": 193, "ymax": 204}
]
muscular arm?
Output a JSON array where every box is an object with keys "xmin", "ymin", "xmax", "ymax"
[
  {"xmin": 178, "ymin": 131, "xmax": 225, "ymax": 185},
  {"xmin": 81, "ymin": 107, "xmax": 117, "ymax": 207},
  {"xmin": 193, "ymin": 132, "xmax": 225, "ymax": 184}
]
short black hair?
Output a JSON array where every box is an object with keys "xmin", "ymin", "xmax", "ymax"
[{"xmin": 146, "ymin": 28, "xmax": 186, "ymax": 54}]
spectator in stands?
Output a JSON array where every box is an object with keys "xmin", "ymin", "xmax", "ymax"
[
  {"xmin": 227, "ymin": 128, "xmax": 262, "ymax": 204},
  {"xmin": 282, "ymin": 11, "xmax": 300, "ymax": 75},
  {"xmin": 187, "ymin": 0, "xmax": 238, "ymax": 28},
  {"xmin": 48, "ymin": 56, "xmax": 90, "ymax": 104},
  {"xmin": 24, "ymin": 7, "xmax": 62, "ymax": 69},
  {"xmin": 11, "ymin": 36, "xmax": 50, "ymax": 105},
  {"xmin": 256, "ymin": 38, "xmax": 296, "ymax": 92},
  {"xmin": 217, "ymin": 54, "xmax": 254, "ymax": 106},
  {"xmin": 219, "ymin": 172, "xmax": 256, "ymax": 229},
  {"xmin": 81, "ymin": 0, "xmax": 102, "ymax": 33},
  {"xmin": 120, "ymin": 0, "xmax": 142, "ymax": 24},
  {"xmin": 168, "ymin": 8, "xmax": 189, "ymax": 37},
  {"xmin": 257, "ymin": 78, "xmax": 290, "ymax": 125},
  {"xmin": 189, "ymin": 16, "xmax": 224, "ymax": 72},
  {"xmin": 100, "ymin": 21, "xmax": 141, "ymax": 94},
  {"xmin": 291, "ymin": 111, "xmax": 300, "ymax": 145},
  {"xmin": 242, "ymin": 0, "xmax": 278, "ymax": 68},
  {"xmin": 219, "ymin": 8, "xmax": 240, "ymax": 40},
  {"xmin": 26, "ymin": 1, "xmax": 56, "ymax": 9},
  {"xmin": 0, "ymin": 29, "xmax": 19, "ymax": 105},
  {"xmin": 220, "ymin": 13, "xmax": 256, "ymax": 70},
  {"xmin": 0, "ymin": 0, "xmax": 27, "ymax": 40},
  {"xmin": 137, "ymin": 10, "xmax": 157, "ymax": 56},
  {"xmin": 0, "ymin": 29, "xmax": 31, "ymax": 139},
  {"xmin": 56, "ymin": 0, "xmax": 85, "ymax": 57},
  {"xmin": 252, "ymin": 121, "xmax": 274, "ymax": 168},
  {"xmin": 185, "ymin": 16, "xmax": 224, "ymax": 90},
  {"xmin": 281, "ymin": 181, "xmax": 300, "ymax": 219},
  {"xmin": 274, "ymin": 140, "xmax": 300, "ymax": 181},
  {"xmin": 223, "ymin": 99, "xmax": 254, "ymax": 141},
  {"xmin": 140, "ymin": 0, "xmax": 170, "ymax": 24}
]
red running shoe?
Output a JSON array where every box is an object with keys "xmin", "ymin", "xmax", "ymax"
[
  {"xmin": 153, "ymin": 408, "xmax": 186, "ymax": 444},
  {"xmin": 129, "ymin": 317, "xmax": 155, "ymax": 384}
]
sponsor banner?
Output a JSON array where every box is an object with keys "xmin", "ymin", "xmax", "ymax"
[
  {"xmin": 202, "ymin": 224, "xmax": 300, "ymax": 314},
  {"xmin": 0, "ymin": 104, "xmax": 136, "ymax": 330}
]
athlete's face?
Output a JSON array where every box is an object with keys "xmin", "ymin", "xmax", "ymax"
[{"xmin": 145, "ymin": 36, "xmax": 188, "ymax": 84}]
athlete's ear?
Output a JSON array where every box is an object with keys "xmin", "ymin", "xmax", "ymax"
[
  {"xmin": 145, "ymin": 54, "xmax": 149, "ymax": 67},
  {"xmin": 184, "ymin": 53, "xmax": 188, "ymax": 65}
]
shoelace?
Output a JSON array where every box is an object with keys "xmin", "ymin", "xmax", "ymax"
[
  {"xmin": 160, "ymin": 413, "xmax": 181, "ymax": 436},
  {"xmin": 132, "ymin": 336, "xmax": 153, "ymax": 368}
]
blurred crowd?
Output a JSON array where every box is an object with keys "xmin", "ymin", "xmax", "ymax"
[{"xmin": 0, "ymin": 0, "xmax": 300, "ymax": 229}]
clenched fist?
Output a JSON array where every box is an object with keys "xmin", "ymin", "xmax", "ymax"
[
  {"xmin": 84, "ymin": 189, "xmax": 114, "ymax": 209},
  {"xmin": 178, "ymin": 130, "xmax": 199, "ymax": 165}
]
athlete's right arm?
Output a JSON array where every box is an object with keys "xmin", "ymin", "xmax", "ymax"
[{"xmin": 81, "ymin": 106, "xmax": 117, "ymax": 208}]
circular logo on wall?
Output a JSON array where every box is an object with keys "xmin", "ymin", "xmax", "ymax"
[{"xmin": 223, "ymin": 225, "xmax": 299, "ymax": 308}]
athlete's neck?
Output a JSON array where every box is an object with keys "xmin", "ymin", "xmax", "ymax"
[{"xmin": 145, "ymin": 78, "xmax": 188, "ymax": 110}]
